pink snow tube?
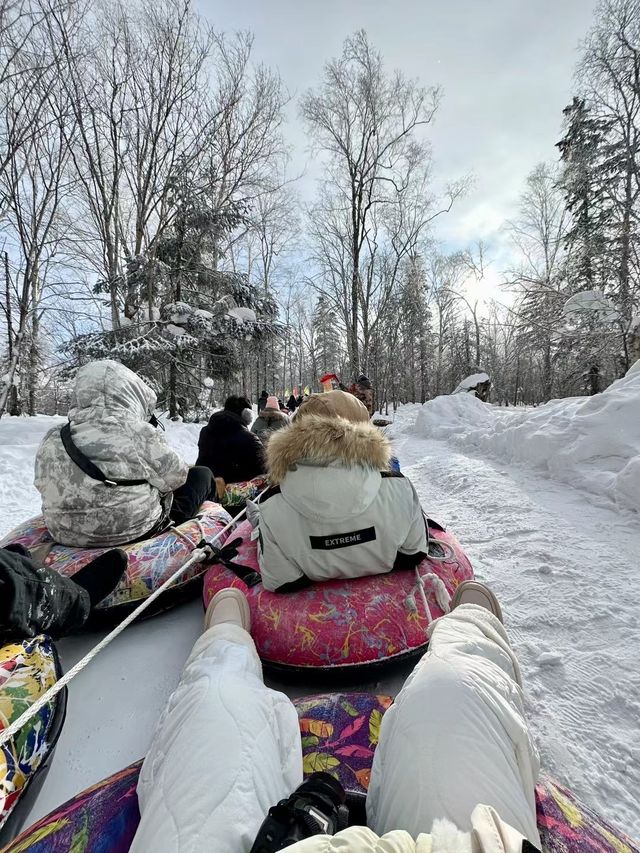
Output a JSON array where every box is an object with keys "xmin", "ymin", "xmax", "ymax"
[
  {"xmin": 0, "ymin": 502, "xmax": 232, "ymax": 624},
  {"xmin": 202, "ymin": 519, "xmax": 474, "ymax": 672}
]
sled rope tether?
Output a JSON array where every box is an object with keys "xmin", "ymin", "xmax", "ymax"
[{"xmin": 0, "ymin": 499, "xmax": 258, "ymax": 750}]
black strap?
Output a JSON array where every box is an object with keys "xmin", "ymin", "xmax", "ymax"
[
  {"xmin": 204, "ymin": 536, "xmax": 261, "ymax": 588},
  {"xmin": 380, "ymin": 470, "xmax": 404, "ymax": 478},
  {"xmin": 60, "ymin": 422, "xmax": 148, "ymax": 488},
  {"xmin": 258, "ymin": 484, "xmax": 281, "ymax": 504}
]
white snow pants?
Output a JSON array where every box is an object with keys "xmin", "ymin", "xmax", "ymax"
[
  {"xmin": 367, "ymin": 604, "xmax": 541, "ymax": 847},
  {"xmin": 130, "ymin": 623, "xmax": 303, "ymax": 853},
  {"xmin": 131, "ymin": 605, "xmax": 540, "ymax": 852}
]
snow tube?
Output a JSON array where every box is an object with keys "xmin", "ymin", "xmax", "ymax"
[
  {"xmin": 0, "ymin": 636, "xmax": 66, "ymax": 847},
  {"xmin": 202, "ymin": 519, "xmax": 473, "ymax": 673},
  {"xmin": 219, "ymin": 476, "xmax": 267, "ymax": 509},
  {"xmin": 0, "ymin": 503, "xmax": 232, "ymax": 625},
  {"xmin": 3, "ymin": 693, "xmax": 637, "ymax": 853}
]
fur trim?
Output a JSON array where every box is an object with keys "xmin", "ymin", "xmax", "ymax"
[
  {"xmin": 430, "ymin": 818, "xmax": 473, "ymax": 853},
  {"xmin": 266, "ymin": 413, "xmax": 391, "ymax": 485}
]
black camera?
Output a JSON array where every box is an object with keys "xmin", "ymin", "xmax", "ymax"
[{"xmin": 250, "ymin": 772, "xmax": 348, "ymax": 852}]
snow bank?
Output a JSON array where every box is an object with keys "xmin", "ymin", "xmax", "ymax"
[
  {"xmin": 414, "ymin": 361, "xmax": 640, "ymax": 514},
  {"xmin": 0, "ymin": 415, "xmax": 63, "ymax": 538},
  {"xmin": 452, "ymin": 372, "xmax": 490, "ymax": 394}
]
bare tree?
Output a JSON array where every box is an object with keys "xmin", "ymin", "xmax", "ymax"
[
  {"xmin": 0, "ymin": 1, "xmax": 77, "ymax": 416},
  {"xmin": 301, "ymin": 30, "xmax": 443, "ymax": 375}
]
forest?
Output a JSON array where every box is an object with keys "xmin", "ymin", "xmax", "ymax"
[{"xmin": 1, "ymin": 0, "xmax": 639, "ymax": 419}]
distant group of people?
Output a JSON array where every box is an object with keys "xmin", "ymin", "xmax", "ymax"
[{"xmin": 12, "ymin": 359, "xmax": 542, "ymax": 853}]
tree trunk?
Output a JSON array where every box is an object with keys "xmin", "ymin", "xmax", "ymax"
[
  {"xmin": 27, "ymin": 265, "xmax": 40, "ymax": 416},
  {"xmin": 349, "ymin": 268, "xmax": 359, "ymax": 377},
  {"xmin": 542, "ymin": 341, "xmax": 552, "ymax": 401},
  {"xmin": 169, "ymin": 361, "xmax": 178, "ymax": 418}
]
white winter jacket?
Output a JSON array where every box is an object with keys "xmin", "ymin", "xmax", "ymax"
[
  {"xmin": 284, "ymin": 806, "xmax": 534, "ymax": 852},
  {"xmin": 34, "ymin": 360, "xmax": 189, "ymax": 547},
  {"xmin": 256, "ymin": 414, "xmax": 428, "ymax": 592}
]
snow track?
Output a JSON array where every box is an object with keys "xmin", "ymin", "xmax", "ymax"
[
  {"xmin": 0, "ymin": 411, "xmax": 638, "ymax": 839},
  {"xmin": 393, "ymin": 415, "xmax": 640, "ymax": 837}
]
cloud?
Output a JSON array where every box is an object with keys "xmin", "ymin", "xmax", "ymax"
[{"xmin": 200, "ymin": 0, "xmax": 599, "ymax": 271}]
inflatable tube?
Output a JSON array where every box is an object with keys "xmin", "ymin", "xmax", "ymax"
[
  {"xmin": 4, "ymin": 693, "xmax": 637, "ymax": 853},
  {"xmin": 0, "ymin": 503, "xmax": 232, "ymax": 625},
  {"xmin": 219, "ymin": 477, "xmax": 267, "ymax": 509},
  {"xmin": 0, "ymin": 636, "xmax": 66, "ymax": 848},
  {"xmin": 202, "ymin": 519, "xmax": 474, "ymax": 673}
]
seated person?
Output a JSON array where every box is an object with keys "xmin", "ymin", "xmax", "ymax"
[
  {"xmin": 35, "ymin": 359, "xmax": 212, "ymax": 547},
  {"xmin": 348, "ymin": 373, "xmax": 375, "ymax": 416},
  {"xmin": 255, "ymin": 390, "xmax": 427, "ymax": 592},
  {"xmin": 130, "ymin": 582, "xmax": 541, "ymax": 853},
  {"xmin": 196, "ymin": 395, "xmax": 266, "ymax": 485},
  {"xmin": 251, "ymin": 395, "xmax": 289, "ymax": 444}
]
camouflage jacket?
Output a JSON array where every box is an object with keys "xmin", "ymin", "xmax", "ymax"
[{"xmin": 34, "ymin": 360, "xmax": 189, "ymax": 547}]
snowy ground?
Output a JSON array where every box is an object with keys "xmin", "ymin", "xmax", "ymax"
[{"xmin": 0, "ymin": 401, "xmax": 638, "ymax": 840}]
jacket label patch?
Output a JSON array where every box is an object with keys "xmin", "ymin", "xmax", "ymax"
[{"xmin": 309, "ymin": 527, "xmax": 376, "ymax": 550}]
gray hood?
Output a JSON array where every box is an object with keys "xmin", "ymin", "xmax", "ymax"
[{"xmin": 69, "ymin": 360, "xmax": 156, "ymax": 425}]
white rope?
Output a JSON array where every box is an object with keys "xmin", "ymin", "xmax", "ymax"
[
  {"xmin": 414, "ymin": 567, "xmax": 434, "ymax": 624},
  {"xmin": 407, "ymin": 568, "xmax": 452, "ymax": 632},
  {"xmin": 0, "ymin": 504, "xmax": 250, "ymax": 751}
]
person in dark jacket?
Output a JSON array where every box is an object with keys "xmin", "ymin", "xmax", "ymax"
[
  {"xmin": 251, "ymin": 396, "xmax": 289, "ymax": 444},
  {"xmin": 258, "ymin": 390, "xmax": 269, "ymax": 413},
  {"xmin": 286, "ymin": 394, "xmax": 298, "ymax": 412},
  {"xmin": 0, "ymin": 545, "xmax": 128, "ymax": 639},
  {"xmin": 349, "ymin": 374, "xmax": 375, "ymax": 417},
  {"xmin": 196, "ymin": 396, "xmax": 266, "ymax": 484}
]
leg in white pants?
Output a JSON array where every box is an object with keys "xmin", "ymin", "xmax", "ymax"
[
  {"xmin": 131, "ymin": 623, "xmax": 303, "ymax": 853},
  {"xmin": 366, "ymin": 604, "xmax": 541, "ymax": 847}
]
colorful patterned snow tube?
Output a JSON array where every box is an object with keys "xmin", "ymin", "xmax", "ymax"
[
  {"xmin": 202, "ymin": 519, "xmax": 474, "ymax": 673},
  {"xmin": 3, "ymin": 693, "xmax": 637, "ymax": 853},
  {"xmin": 0, "ymin": 503, "xmax": 232, "ymax": 625},
  {"xmin": 0, "ymin": 636, "xmax": 66, "ymax": 847},
  {"xmin": 220, "ymin": 477, "xmax": 267, "ymax": 510}
]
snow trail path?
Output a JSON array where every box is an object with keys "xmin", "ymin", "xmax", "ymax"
[
  {"xmin": 392, "ymin": 415, "xmax": 640, "ymax": 837},
  {"xmin": 0, "ymin": 412, "xmax": 637, "ymax": 838}
]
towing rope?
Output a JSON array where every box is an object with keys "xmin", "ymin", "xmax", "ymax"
[{"xmin": 0, "ymin": 498, "xmax": 260, "ymax": 751}]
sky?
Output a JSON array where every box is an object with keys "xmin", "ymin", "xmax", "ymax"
[{"xmin": 198, "ymin": 0, "xmax": 601, "ymax": 300}]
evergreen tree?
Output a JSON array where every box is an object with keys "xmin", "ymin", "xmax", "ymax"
[
  {"xmin": 557, "ymin": 97, "xmax": 613, "ymax": 293},
  {"xmin": 65, "ymin": 161, "xmax": 278, "ymax": 418},
  {"xmin": 397, "ymin": 255, "xmax": 432, "ymax": 403},
  {"xmin": 312, "ymin": 295, "xmax": 342, "ymax": 379}
]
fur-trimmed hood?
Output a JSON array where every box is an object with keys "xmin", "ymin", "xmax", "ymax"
[{"xmin": 267, "ymin": 414, "xmax": 391, "ymax": 485}]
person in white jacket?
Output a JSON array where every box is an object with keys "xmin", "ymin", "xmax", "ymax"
[
  {"xmin": 256, "ymin": 390, "xmax": 428, "ymax": 592},
  {"xmin": 131, "ymin": 581, "xmax": 542, "ymax": 853}
]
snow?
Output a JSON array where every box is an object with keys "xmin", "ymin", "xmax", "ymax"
[
  {"xmin": 165, "ymin": 322, "xmax": 188, "ymax": 337},
  {"xmin": 0, "ymin": 391, "xmax": 638, "ymax": 841},
  {"xmin": 562, "ymin": 289, "xmax": 620, "ymax": 323},
  {"xmin": 415, "ymin": 361, "xmax": 640, "ymax": 514},
  {"xmin": 226, "ymin": 306, "xmax": 257, "ymax": 324},
  {"xmin": 452, "ymin": 372, "xmax": 490, "ymax": 394}
]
